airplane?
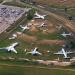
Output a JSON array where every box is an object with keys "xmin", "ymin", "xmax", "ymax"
[
  {"xmin": 20, "ymin": 25, "xmax": 29, "ymax": 32},
  {"xmin": 34, "ymin": 11, "xmax": 46, "ymax": 19},
  {"xmin": 0, "ymin": 42, "xmax": 18, "ymax": 54},
  {"xmin": 9, "ymin": 34, "xmax": 17, "ymax": 40},
  {"xmin": 56, "ymin": 25, "xmax": 63, "ymax": 30},
  {"xmin": 54, "ymin": 48, "xmax": 73, "ymax": 58},
  {"xmin": 38, "ymin": 23, "xmax": 47, "ymax": 28},
  {"xmin": 61, "ymin": 32, "xmax": 71, "ymax": 37},
  {"xmin": 26, "ymin": 47, "xmax": 42, "ymax": 55}
]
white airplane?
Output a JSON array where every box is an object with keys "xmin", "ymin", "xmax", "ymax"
[
  {"xmin": 54, "ymin": 48, "xmax": 73, "ymax": 58},
  {"xmin": 61, "ymin": 32, "xmax": 71, "ymax": 37},
  {"xmin": 9, "ymin": 34, "xmax": 17, "ymax": 40},
  {"xmin": 20, "ymin": 25, "xmax": 29, "ymax": 32},
  {"xmin": 38, "ymin": 23, "xmax": 47, "ymax": 28},
  {"xmin": 34, "ymin": 12, "xmax": 46, "ymax": 19},
  {"xmin": 0, "ymin": 42, "xmax": 18, "ymax": 54},
  {"xmin": 56, "ymin": 25, "xmax": 63, "ymax": 30},
  {"xmin": 26, "ymin": 47, "xmax": 42, "ymax": 55}
]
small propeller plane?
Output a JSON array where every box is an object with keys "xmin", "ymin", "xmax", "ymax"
[
  {"xmin": 20, "ymin": 25, "xmax": 29, "ymax": 32},
  {"xmin": 26, "ymin": 47, "xmax": 42, "ymax": 55},
  {"xmin": 0, "ymin": 42, "xmax": 18, "ymax": 53},
  {"xmin": 34, "ymin": 11, "xmax": 46, "ymax": 19},
  {"xmin": 56, "ymin": 25, "xmax": 63, "ymax": 30},
  {"xmin": 54, "ymin": 48, "xmax": 73, "ymax": 58},
  {"xmin": 61, "ymin": 32, "xmax": 71, "ymax": 37}
]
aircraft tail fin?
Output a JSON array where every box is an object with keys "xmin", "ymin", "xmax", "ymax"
[{"xmin": 35, "ymin": 11, "xmax": 38, "ymax": 15}]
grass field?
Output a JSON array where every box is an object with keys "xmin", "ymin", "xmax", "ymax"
[
  {"xmin": 0, "ymin": 1, "xmax": 75, "ymax": 75},
  {"xmin": 0, "ymin": 65, "xmax": 75, "ymax": 75},
  {"xmin": 0, "ymin": 0, "xmax": 72, "ymax": 61}
]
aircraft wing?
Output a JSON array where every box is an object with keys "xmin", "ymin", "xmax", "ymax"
[
  {"xmin": 54, "ymin": 50, "xmax": 63, "ymax": 54},
  {"xmin": 11, "ymin": 42, "xmax": 18, "ymax": 47},
  {"xmin": 61, "ymin": 34, "xmax": 66, "ymax": 37},
  {"xmin": 20, "ymin": 25, "xmax": 23, "ymax": 28},
  {"xmin": 63, "ymin": 52, "xmax": 70, "ymax": 59},
  {"xmin": 26, "ymin": 52, "xmax": 32, "ymax": 55},
  {"xmin": 66, "ymin": 51, "xmax": 73, "ymax": 54},
  {"xmin": 0, "ymin": 47, "xmax": 6, "ymax": 50},
  {"xmin": 34, "ymin": 16, "xmax": 40, "ymax": 18},
  {"xmin": 21, "ymin": 26, "xmax": 29, "ymax": 32},
  {"xmin": 33, "ymin": 47, "xmax": 37, "ymax": 52},
  {"xmin": 36, "ymin": 51, "xmax": 42, "ymax": 55},
  {"xmin": 22, "ymin": 28, "xmax": 25, "ymax": 32},
  {"xmin": 11, "ymin": 48, "xmax": 17, "ymax": 53}
]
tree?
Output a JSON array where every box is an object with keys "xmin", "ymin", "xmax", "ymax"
[
  {"xmin": 69, "ymin": 41, "xmax": 75, "ymax": 49},
  {"xmin": 27, "ymin": 8, "xmax": 36, "ymax": 20},
  {"xmin": 64, "ymin": 7, "xmax": 67, "ymax": 12}
]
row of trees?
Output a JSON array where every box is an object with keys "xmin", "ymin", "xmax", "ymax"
[{"xmin": 27, "ymin": 8, "xmax": 36, "ymax": 20}]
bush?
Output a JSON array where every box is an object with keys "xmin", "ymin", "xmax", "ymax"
[{"xmin": 27, "ymin": 8, "xmax": 36, "ymax": 20}]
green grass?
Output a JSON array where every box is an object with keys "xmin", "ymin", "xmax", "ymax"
[
  {"xmin": 49, "ymin": 4, "xmax": 66, "ymax": 9},
  {"xmin": 0, "ymin": 0, "xmax": 65, "ymax": 60},
  {"xmin": 0, "ymin": 0, "xmax": 73, "ymax": 69},
  {"xmin": 24, "ymin": 31, "xmax": 64, "ymax": 40},
  {"xmin": 36, "ymin": 32, "xmax": 64, "ymax": 40},
  {"xmin": 0, "ymin": 65, "xmax": 75, "ymax": 75},
  {"xmin": 0, "ymin": 1, "xmax": 75, "ymax": 74},
  {"xmin": 67, "ymin": 9, "xmax": 75, "ymax": 16},
  {"xmin": 0, "ymin": 37, "xmax": 61, "ymax": 60}
]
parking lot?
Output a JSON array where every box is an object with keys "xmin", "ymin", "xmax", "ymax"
[{"xmin": 0, "ymin": 4, "xmax": 30, "ymax": 34}]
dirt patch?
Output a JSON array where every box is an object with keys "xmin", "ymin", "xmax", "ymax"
[
  {"xmin": 17, "ymin": 32, "xmax": 37, "ymax": 42},
  {"xmin": 28, "ymin": 19, "xmax": 57, "ymax": 34},
  {"xmin": 29, "ymin": 26, "xmax": 39, "ymax": 33},
  {"xmin": 37, "ymin": 39, "xmax": 65, "ymax": 46},
  {"xmin": 47, "ymin": 26, "xmax": 57, "ymax": 33},
  {"xmin": 28, "ymin": 19, "xmax": 44, "ymax": 27},
  {"xmin": 42, "ymin": 23, "xmax": 57, "ymax": 34}
]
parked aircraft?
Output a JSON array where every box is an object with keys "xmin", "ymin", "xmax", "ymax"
[
  {"xmin": 0, "ymin": 42, "xmax": 18, "ymax": 53},
  {"xmin": 38, "ymin": 23, "xmax": 47, "ymax": 28},
  {"xmin": 34, "ymin": 12, "xmax": 46, "ymax": 19},
  {"xmin": 56, "ymin": 25, "xmax": 63, "ymax": 30},
  {"xmin": 20, "ymin": 25, "xmax": 29, "ymax": 32},
  {"xmin": 61, "ymin": 32, "xmax": 71, "ymax": 37},
  {"xmin": 9, "ymin": 34, "xmax": 17, "ymax": 40},
  {"xmin": 26, "ymin": 47, "xmax": 42, "ymax": 55},
  {"xmin": 54, "ymin": 48, "xmax": 73, "ymax": 58}
]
